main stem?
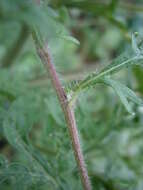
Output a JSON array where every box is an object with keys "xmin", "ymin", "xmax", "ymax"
[{"xmin": 36, "ymin": 44, "xmax": 91, "ymax": 190}]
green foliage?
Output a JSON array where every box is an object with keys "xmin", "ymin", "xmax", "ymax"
[
  {"xmin": 102, "ymin": 77, "xmax": 143, "ymax": 114},
  {"xmin": 65, "ymin": 34, "xmax": 143, "ymax": 114},
  {"xmin": 1, "ymin": 0, "xmax": 143, "ymax": 190}
]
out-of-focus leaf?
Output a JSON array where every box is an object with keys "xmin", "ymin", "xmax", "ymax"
[
  {"xmin": 134, "ymin": 67, "xmax": 143, "ymax": 94},
  {"xmin": 132, "ymin": 33, "xmax": 140, "ymax": 55},
  {"xmin": 63, "ymin": 1, "xmax": 109, "ymax": 15},
  {"xmin": 2, "ymin": 113, "xmax": 58, "ymax": 189},
  {"xmin": 102, "ymin": 77, "xmax": 143, "ymax": 114},
  {"xmin": 61, "ymin": 35, "xmax": 80, "ymax": 45}
]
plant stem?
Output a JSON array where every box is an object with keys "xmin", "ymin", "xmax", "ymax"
[{"xmin": 35, "ymin": 43, "xmax": 91, "ymax": 190}]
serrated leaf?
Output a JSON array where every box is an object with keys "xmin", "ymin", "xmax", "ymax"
[
  {"xmin": 79, "ymin": 53, "xmax": 143, "ymax": 90},
  {"xmin": 67, "ymin": 43, "xmax": 143, "ymax": 103},
  {"xmin": 65, "ymin": 80, "xmax": 81, "ymax": 94},
  {"xmin": 2, "ymin": 112, "xmax": 58, "ymax": 188},
  {"xmin": 102, "ymin": 77, "xmax": 143, "ymax": 114},
  {"xmin": 0, "ymin": 162, "xmax": 51, "ymax": 190}
]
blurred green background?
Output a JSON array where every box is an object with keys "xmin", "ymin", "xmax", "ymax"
[{"xmin": 0, "ymin": 0, "xmax": 143, "ymax": 189}]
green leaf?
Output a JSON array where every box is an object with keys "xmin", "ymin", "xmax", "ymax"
[
  {"xmin": 3, "ymin": 116, "xmax": 24, "ymax": 151},
  {"xmin": 79, "ymin": 53, "xmax": 143, "ymax": 90},
  {"xmin": 61, "ymin": 35, "xmax": 80, "ymax": 45},
  {"xmin": 0, "ymin": 154, "xmax": 8, "ymax": 169},
  {"xmin": 44, "ymin": 96, "xmax": 65, "ymax": 126},
  {"xmin": 2, "ymin": 112, "xmax": 58, "ymax": 188},
  {"xmin": 63, "ymin": 1, "xmax": 108, "ymax": 15},
  {"xmin": 0, "ymin": 162, "xmax": 52, "ymax": 190},
  {"xmin": 102, "ymin": 77, "xmax": 143, "ymax": 114},
  {"xmin": 132, "ymin": 33, "xmax": 140, "ymax": 55},
  {"xmin": 0, "ymin": 89, "xmax": 16, "ymax": 102},
  {"xmin": 66, "ymin": 39, "xmax": 143, "ymax": 103}
]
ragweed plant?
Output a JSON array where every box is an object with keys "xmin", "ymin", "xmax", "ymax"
[{"xmin": 0, "ymin": 1, "xmax": 143, "ymax": 190}]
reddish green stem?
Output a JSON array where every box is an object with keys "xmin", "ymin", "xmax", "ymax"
[{"xmin": 36, "ymin": 44, "xmax": 91, "ymax": 190}]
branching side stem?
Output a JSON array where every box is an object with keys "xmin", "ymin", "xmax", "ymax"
[{"xmin": 36, "ymin": 44, "xmax": 91, "ymax": 190}]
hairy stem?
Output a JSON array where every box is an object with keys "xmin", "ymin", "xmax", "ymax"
[
  {"xmin": 35, "ymin": 43, "xmax": 91, "ymax": 190},
  {"xmin": 1, "ymin": 24, "xmax": 29, "ymax": 68}
]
